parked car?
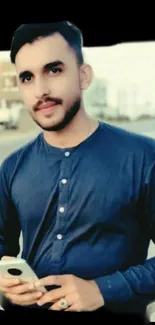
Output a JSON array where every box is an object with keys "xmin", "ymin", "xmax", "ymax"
[{"xmin": 0, "ymin": 107, "xmax": 20, "ymax": 129}]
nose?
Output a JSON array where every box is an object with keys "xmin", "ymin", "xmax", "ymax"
[{"xmin": 35, "ymin": 77, "xmax": 50, "ymax": 99}]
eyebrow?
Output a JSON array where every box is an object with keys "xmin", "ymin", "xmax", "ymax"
[
  {"xmin": 44, "ymin": 60, "xmax": 64, "ymax": 71},
  {"xmin": 18, "ymin": 60, "xmax": 64, "ymax": 80}
]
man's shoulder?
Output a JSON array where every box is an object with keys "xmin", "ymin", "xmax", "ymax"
[
  {"xmin": 0, "ymin": 133, "xmax": 41, "ymax": 175},
  {"xmin": 100, "ymin": 121, "xmax": 155, "ymax": 153}
]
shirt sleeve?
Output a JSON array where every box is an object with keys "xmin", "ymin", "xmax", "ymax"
[
  {"xmin": 95, "ymin": 149, "xmax": 155, "ymax": 312},
  {"xmin": 95, "ymin": 257, "xmax": 155, "ymax": 310},
  {"xmin": 0, "ymin": 159, "xmax": 21, "ymax": 258}
]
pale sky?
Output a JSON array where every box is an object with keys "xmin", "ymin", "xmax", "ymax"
[{"xmin": 83, "ymin": 42, "xmax": 155, "ymax": 95}]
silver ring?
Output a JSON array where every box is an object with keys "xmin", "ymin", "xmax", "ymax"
[{"xmin": 58, "ymin": 298, "xmax": 68, "ymax": 309}]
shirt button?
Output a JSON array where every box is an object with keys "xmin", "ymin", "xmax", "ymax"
[
  {"xmin": 61, "ymin": 179, "xmax": 67, "ymax": 184},
  {"xmin": 59, "ymin": 207, "xmax": 65, "ymax": 213},
  {"xmin": 57, "ymin": 234, "xmax": 63, "ymax": 240},
  {"xmin": 65, "ymin": 151, "xmax": 70, "ymax": 157}
]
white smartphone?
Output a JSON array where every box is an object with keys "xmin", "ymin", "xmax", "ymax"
[{"xmin": 0, "ymin": 258, "xmax": 47, "ymax": 293}]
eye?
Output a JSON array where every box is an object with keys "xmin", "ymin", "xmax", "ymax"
[
  {"xmin": 47, "ymin": 67, "xmax": 62, "ymax": 74},
  {"xmin": 21, "ymin": 75, "xmax": 32, "ymax": 83}
]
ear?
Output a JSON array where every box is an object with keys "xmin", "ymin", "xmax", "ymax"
[{"xmin": 79, "ymin": 64, "xmax": 93, "ymax": 90}]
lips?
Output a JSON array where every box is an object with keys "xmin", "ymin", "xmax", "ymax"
[{"xmin": 38, "ymin": 102, "xmax": 57, "ymax": 110}]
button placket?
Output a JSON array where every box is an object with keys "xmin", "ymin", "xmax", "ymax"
[
  {"xmin": 56, "ymin": 151, "xmax": 71, "ymax": 240},
  {"xmin": 51, "ymin": 150, "xmax": 72, "ymax": 260}
]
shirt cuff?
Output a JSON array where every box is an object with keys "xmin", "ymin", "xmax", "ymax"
[{"xmin": 95, "ymin": 271, "xmax": 134, "ymax": 305}]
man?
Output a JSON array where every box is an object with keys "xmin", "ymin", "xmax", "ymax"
[{"xmin": 0, "ymin": 22, "xmax": 155, "ymax": 321}]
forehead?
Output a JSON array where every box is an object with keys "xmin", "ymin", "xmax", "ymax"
[{"xmin": 15, "ymin": 33, "xmax": 76, "ymax": 73}]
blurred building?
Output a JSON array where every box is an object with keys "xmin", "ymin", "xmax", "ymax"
[
  {"xmin": 0, "ymin": 59, "xmax": 23, "ymax": 108},
  {"xmin": 84, "ymin": 44, "xmax": 155, "ymax": 121},
  {"xmin": 84, "ymin": 77, "xmax": 108, "ymax": 117},
  {"xmin": 117, "ymin": 85, "xmax": 138, "ymax": 119}
]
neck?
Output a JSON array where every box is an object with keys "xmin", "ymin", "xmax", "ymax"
[{"xmin": 43, "ymin": 107, "xmax": 99, "ymax": 149}]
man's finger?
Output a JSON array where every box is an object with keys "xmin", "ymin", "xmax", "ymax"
[
  {"xmin": 12, "ymin": 299, "xmax": 38, "ymax": 306},
  {"xmin": 37, "ymin": 287, "xmax": 65, "ymax": 306},
  {"xmin": 6, "ymin": 291, "xmax": 43, "ymax": 304},
  {"xmin": 49, "ymin": 293, "xmax": 74, "ymax": 311},
  {"xmin": 1, "ymin": 256, "xmax": 16, "ymax": 261},
  {"xmin": 5, "ymin": 282, "xmax": 36, "ymax": 295},
  {"xmin": 64, "ymin": 304, "xmax": 79, "ymax": 312},
  {"xmin": 35, "ymin": 274, "xmax": 72, "ymax": 288},
  {"xmin": 0, "ymin": 277, "xmax": 21, "ymax": 289}
]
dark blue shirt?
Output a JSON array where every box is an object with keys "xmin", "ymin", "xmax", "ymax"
[{"xmin": 1, "ymin": 121, "xmax": 155, "ymax": 314}]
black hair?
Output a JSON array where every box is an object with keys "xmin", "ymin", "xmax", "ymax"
[{"xmin": 10, "ymin": 21, "xmax": 84, "ymax": 65}]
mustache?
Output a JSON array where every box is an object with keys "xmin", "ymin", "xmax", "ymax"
[{"xmin": 33, "ymin": 97, "xmax": 63, "ymax": 111}]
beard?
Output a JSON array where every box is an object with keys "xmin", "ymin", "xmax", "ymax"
[{"xmin": 31, "ymin": 97, "xmax": 81, "ymax": 132}]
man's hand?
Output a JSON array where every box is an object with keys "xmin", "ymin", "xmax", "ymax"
[
  {"xmin": 0, "ymin": 256, "xmax": 43, "ymax": 306},
  {"xmin": 35, "ymin": 274, "xmax": 104, "ymax": 311}
]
